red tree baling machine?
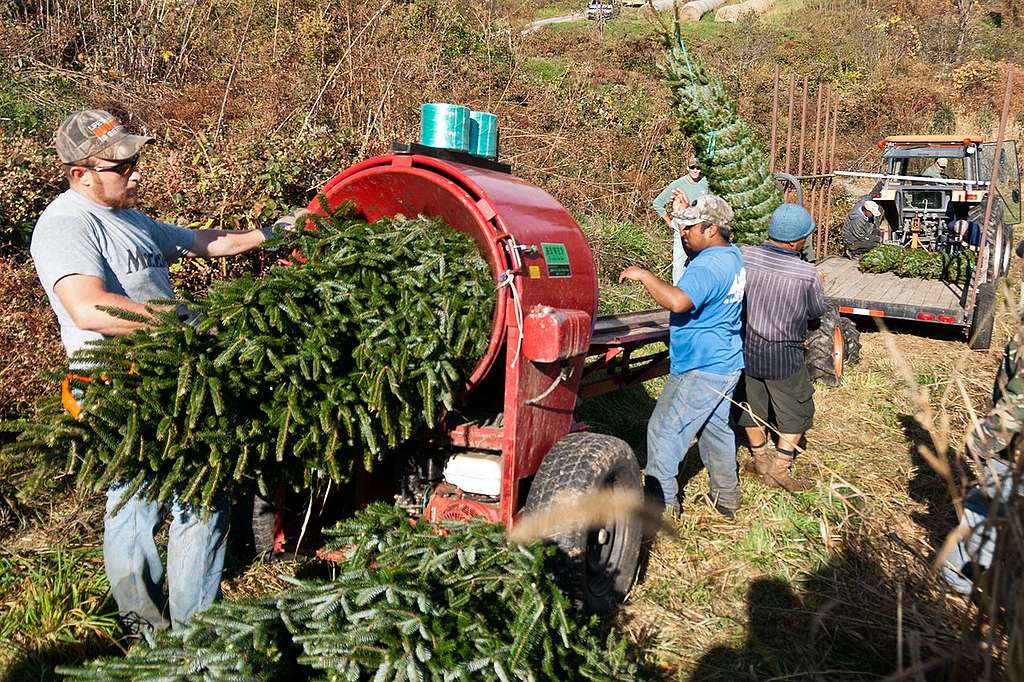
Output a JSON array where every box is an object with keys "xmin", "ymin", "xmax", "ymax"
[{"xmin": 290, "ymin": 140, "xmax": 674, "ymax": 614}]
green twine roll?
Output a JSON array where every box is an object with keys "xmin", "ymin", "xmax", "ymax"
[
  {"xmin": 469, "ymin": 111, "xmax": 498, "ymax": 159},
  {"xmin": 420, "ymin": 103, "xmax": 470, "ymax": 152}
]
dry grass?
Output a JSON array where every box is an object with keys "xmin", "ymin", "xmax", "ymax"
[{"xmin": 615, "ymin": 276, "xmax": 1020, "ymax": 678}]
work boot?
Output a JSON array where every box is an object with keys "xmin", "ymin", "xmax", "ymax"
[
  {"xmin": 743, "ymin": 442, "xmax": 772, "ymax": 478},
  {"xmin": 765, "ymin": 452, "xmax": 813, "ymax": 492}
]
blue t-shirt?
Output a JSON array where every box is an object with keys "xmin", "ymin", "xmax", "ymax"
[{"xmin": 669, "ymin": 245, "xmax": 745, "ymax": 375}]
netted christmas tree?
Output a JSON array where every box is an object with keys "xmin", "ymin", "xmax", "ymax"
[
  {"xmin": 59, "ymin": 503, "xmax": 642, "ymax": 681},
  {"xmin": 2, "ymin": 204, "xmax": 494, "ymax": 510},
  {"xmin": 657, "ymin": 12, "xmax": 781, "ymax": 244},
  {"xmin": 858, "ymin": 244, "xmax": 976, "ymax": 283}
]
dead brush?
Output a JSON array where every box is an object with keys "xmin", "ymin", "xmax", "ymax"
[{"xmin": 866, "ymin": 277, "xmax": 1023, "ymax": 679}]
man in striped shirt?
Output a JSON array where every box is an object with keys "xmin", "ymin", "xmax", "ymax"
[{"xmin": 737, "ymin": 204, "xmax": 827, "ymax": 491}]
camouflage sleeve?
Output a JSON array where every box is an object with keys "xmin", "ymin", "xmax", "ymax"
[{"xmin": 967, "ymin": 333, "xmax": 1024, "ymax": 460}]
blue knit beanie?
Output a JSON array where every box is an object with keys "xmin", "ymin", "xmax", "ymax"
[{"xmin": 768, "ymin": 203, "xmax": 816, "ymax": 242}]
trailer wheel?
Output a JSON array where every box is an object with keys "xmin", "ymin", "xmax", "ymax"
[
  {"xmin": 522, "ymin": 432, "xmax": 642, "ymax": 616},
  {"xmin": 839, "ymin": 316, "xmax": 862, "ymax": 365},
  {"xmin": 968, "ymin": 283, "xmax": 996, "ymax": 351},
  {"xmin": 806, "ymin": 306, "xmax": 849, "ymax": 387}
]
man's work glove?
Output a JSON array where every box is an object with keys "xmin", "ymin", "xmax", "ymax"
[{"xmin": 260, "ymin": 208, "xmax": 312, "ymax": 241}]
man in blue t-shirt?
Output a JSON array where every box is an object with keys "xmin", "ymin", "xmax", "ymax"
[{"xmin": 620, "ymin": 194, "xmax": 745, "ymax": 518}]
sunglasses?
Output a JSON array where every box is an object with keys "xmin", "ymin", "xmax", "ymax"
[
  {"xmin": 78, "ymin": 154, "xmax": 139, "ymax": 177},
  {"xmin": 687, "ymin": 165, "xmax": 699, "ymax": 170}
]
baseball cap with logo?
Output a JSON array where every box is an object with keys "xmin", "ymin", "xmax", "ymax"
[
  {"xmin": 55, "ymin": 109, "xmax": 155, "ymax": 164},
  {"xmin": 673, "ymin": 194, "xmax": 734, "ymax": 227}
]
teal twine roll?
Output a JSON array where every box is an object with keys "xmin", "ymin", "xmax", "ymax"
[
  {"xmin": 468, "ymin": 111, "xmax": 498, "ymax": 159},
  {"xmin": 420, "ymin": 103, "xmax": 470, "ymax": 152}
]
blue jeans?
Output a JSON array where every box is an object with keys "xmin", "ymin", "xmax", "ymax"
[
  {"xmin": 942, "ymin": 459, "xmax": 1019, "ymax": 594},
  {"xmin": 104, "ymin": 483, "xmax": 228, "ymax": 632},
  {"xmin": 671, "ymin": 230, "xmax": 689, "ymax": 285},
  {"xmin": 645, "ymin": 369, "xmax": 741, "ymax": 510}
]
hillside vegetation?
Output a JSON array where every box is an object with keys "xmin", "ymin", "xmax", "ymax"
[{"xmin": 1, "ymin": 0, "xmax": 1023, "ymax": 678}]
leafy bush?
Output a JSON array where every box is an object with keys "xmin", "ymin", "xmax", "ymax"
[{"xmin": 0, "ymin": 135, "xmax": 64, "ymax": 250}]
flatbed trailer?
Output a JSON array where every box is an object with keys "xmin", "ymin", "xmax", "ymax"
[
  {"xmin": 581, "ymin": 309, "xmax": 671, "ymax": 399},
  {"xmin": 819, "ymin": 256, "xmax": 971, "ymax": 326}
]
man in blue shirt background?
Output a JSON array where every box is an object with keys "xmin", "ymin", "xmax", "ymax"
[{"xmin": 620, "ymin": 194, "xmax": 745, "ymax": 518}]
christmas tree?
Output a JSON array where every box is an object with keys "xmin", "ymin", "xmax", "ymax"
[
  {"xmin": 3, "ymin": 204, "xmax": 494, "ymax": 511},
  {"xmin": 59, "ymin": 504, "xmax": 642, "ymax": 681},
  {"xmin": 858, "ymin": 244, "xmax": 975, "ymax": 282},
  {"xmin": 657, "ymin": 12, "xmax": 781, "ymax": 244}
]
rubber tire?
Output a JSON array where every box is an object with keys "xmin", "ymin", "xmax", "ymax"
[
  {"xmin": 1000, "ymin": 223, "xmax": 1013, "ymax": 278},
  {"xmin": 839, "ymin": 316, "xmax": 861, "ymax": 366},
  {"xmin": 968, "ymin": 282, "xmax": 996, "ymax": 351},
  {"xmin": 522, "ymin": 432, "xmax": 642, "ymax": 617},
  {"xmin": 252, "ymin": 493, "xmax": 277, "ymax": 559},
  {"xmin": 805, "ymin": 306, "xmax": 845, "ymax": 387},
  {"xmin": 968, "ymin": 200, "xmax": 1004, "ymax": 281}
]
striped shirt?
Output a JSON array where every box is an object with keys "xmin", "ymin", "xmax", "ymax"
[{"xmin": 740, "ymin": 243, "xmax": 828, "ymax": 379}]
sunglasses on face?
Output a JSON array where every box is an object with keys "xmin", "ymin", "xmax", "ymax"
[
  {"xmin": 687, "ymin": 165, "xmax": 699, "ymax": 170},
  {"xmin": 79, "ymin": 155, "xmax": 139, "ymax": 177}
]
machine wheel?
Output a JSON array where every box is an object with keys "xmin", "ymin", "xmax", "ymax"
[
  {"xmin": 839, "ymin": 316, "xmax": 862, "ymax": 365},
  {"xmin": 522, "ymin": 432, "xmax": 642, "ymax": 617},
  {"xmin": 968, "ymin": 283, "xmax": 996, "ymax": 351},
  {"xmin": 805, "ymin": 306, "xmax": 848, "ymax": 387},
  {"xmin": 252, "ymin": 492, "xmax": 278, "ymax": 559}
]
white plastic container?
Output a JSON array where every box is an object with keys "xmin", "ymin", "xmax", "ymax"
[{"xmin": 443, "ymin": 452, "xmax": 502, "ymax": 497}]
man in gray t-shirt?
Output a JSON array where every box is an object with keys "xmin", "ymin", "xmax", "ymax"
[{"xmin": 31, "ymin": 109, "xmax": 303, "ymax": 637}]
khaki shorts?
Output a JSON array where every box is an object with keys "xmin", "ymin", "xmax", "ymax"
[{"xmin": 736, "ymin": 366, "xmax": 815, "ymax": 433}]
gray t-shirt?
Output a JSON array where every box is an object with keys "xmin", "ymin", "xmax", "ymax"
[{"xmin": 30, "ymin": 189, "xmax": 196, "ymax": 358}]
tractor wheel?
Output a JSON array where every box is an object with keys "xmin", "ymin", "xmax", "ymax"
[
  {"xmin": 805, "ymin": 306, "xmax": 846, "ymax": 387},
  {"xmin": 522, "ymin": 432, "xmax": 642, "ymax": 617},
  {"xmin": 1000, "ymin": 223, "xmax": 1013, "ymax": 277},
  {"xmin": 839, "ymin": 316, "xmax": 862, "ymax": 365},
  {"xmin": 968, "ymin": 283, "xmax": 996, "ymax": 351},
  {"xmin": 968, "ymin": 200, "xmax": 1005, "ymax": 281}
]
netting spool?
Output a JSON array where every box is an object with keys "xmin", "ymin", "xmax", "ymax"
[
  {"xmin": 469, "ymin": 111, "xmax": 498, "ymax": 159},
  {"xmin": 420, "ymin": 103, "xmax": 470, "ymax": 152}
]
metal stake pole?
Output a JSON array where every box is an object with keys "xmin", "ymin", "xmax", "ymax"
[
  {"xmin": 784, "ymin": 74, "xmax": 795, "ymax": 175},
  {"xmin": 817, "ymin": 85, "xmax": 832, "ymax": 235},
  {"xmin": 823, "ymin": 93, "xmax": 839, "ymax": 260},
  {"xmin": 797, "ymin": 77, "xmax": 809, "ymax": 177},
  {"xmin": 769, "ymin": 65, "xmax": 780, "ymax": 171},
  {"xmin": 812, "ymin": 84, "xmax": 824, "ymax": 232}
]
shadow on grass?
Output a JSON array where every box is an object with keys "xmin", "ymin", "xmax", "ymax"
[
  {"xmin": 576, "ymin": 384, "xmax": 658, "ymax": 467},
  {"xmin": 900, "ymin": 414, "xmax": 962, "ymax": 553},
  {"xmin": 688, "ymin": 545, "xmax": 980, "ymax": 681}
]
